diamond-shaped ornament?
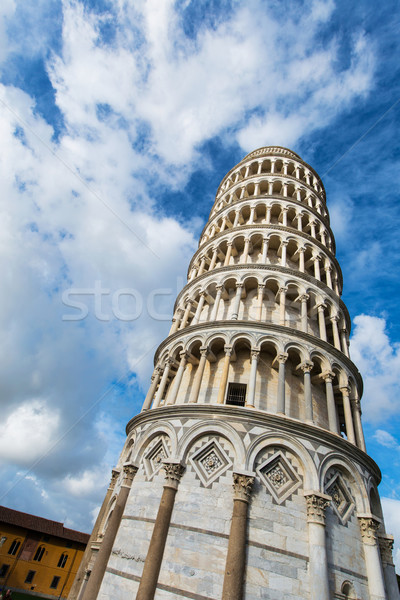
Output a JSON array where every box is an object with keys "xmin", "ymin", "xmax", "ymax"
[
  {"xmin": 325, "ymin": 472, "xmax": 355, "ymax": 524},
  {"xmin": 190, "ymin": 439, "xmax": 232, "ymax": 487},
  {"xmin": 257, "ymin": 451, "xmax": 301, "ymax": 503},
  {"xmin": 143, "ymin": 438, "xmax": 169, "ymax": 480}
]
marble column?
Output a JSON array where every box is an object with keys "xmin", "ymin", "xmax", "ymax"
[
  {"xmin": 167, "ymin": 352, "xmax": 188, "ymax": 406},
  {"xmin": 141, "ymin": 367, "xmax": 161, "ymax": 411},
  {"xmin": 261, "ymin": 237, "xmax": 269, "ymax": 263},
  {"xmin": 299, "ymin": 246, "xmax": 305, "ymax": 272},
  {"xmin": 330, "ymin": 315, "xmax": 341, "ymax": 350},
  {"xmin": 257, "ymin": 284, "xmax": 265, "ymax": 321},
  {"xmin": 224, "ymin": 242, "xmax": 233, "ymax": 266},
  {"xmin": 276, "ymin": 353, "xmax": 288, "ymax": 415},
  {"xmin": 304, "ymin": 492, "xmax": 331, "ymax": 600},
  {"xmin": 188, "ymin": 347, "xmax": 208, "ymax": 403},
  {"xmin": 340, "ymin": 328, "xmax": 350, "ymax": 358},
  {"xmin": 82, "ymin": 464, "xmax": 138, "ymax": 600},
  {"xmin": 351, "ymin": 397, "xmax": 366, "ymax": 451},
  {"xmin": 70, "ymin": 468, "xmax": 120, "ymax": 600},
  {"xmin": 217, "ymin": 346, "xmax": 232, "ymax": 404},
  {"xmin": 325, "ymin": 265, "xmax": 333, "ymax": 289},
  {"xmin": 242, "ymin": 238, "xmax": 250, "ymax": 264},
  {"xmin": 323, "ymin": 372, "xmax": 339, "ymax": 434},
  {"xmin": 153, "ymin": 359, "xmax": 172, "ymax": 408},
  {"xmin": 313, "ymin": 255, "xmax": 321, "ymax": 280},
  {"xmin": 221, "ymin": 472, "xmax": 255, "ymax": 600},
  {"xmin": 358, "ymin": 515, "xmax": 387, "ymax": 600},
  {"xmin": 211, "ymin": 285, "xmax": 224, "ymax": 321},
  {"xmin": 280, "ymin": 241, "xmax": 288, "ymax": 267},
  {"xmin": 279, "ymin": 287, "xmax": 287, "ymax": 326},
  {"xmin": 317, "ymin": 304, "xmax": 327, "ymax": 341},
  {"xmin": 136, "ymin": 461, "xmax": 185, "ymax": 600},
  {"xmin": 209, "ymin": 247, "xmax": 218, "ymax": 271},
  {"xmin": 378, "ymin": 534, "xmax": 400, "ymax": 600},
  {"xmin": 246, "ymin": 350, "xmax": 259, "ymax": 408},
  {"xmin": 197, "ymin": 255, "xmax": 206, "ymax": 276},
  {"xmin": 231, "ymin": 283, "xmax": 243, "ymax": 320},
  {"xmin": 192, "ymin": 291, "xmax": 206, "ymax": 325},
  {"xmin": 340, "ymin": 386, "xmax": 356, "ymax": 444},
  {"xmin": 301, "ymin": 361, "xmax": 314, "ymax": 423},
  {"xmin": 300, "ymin": 294, "xmax": 309, "ymax": 332},
  {"xmin": 168, "ymin": 308, "xmax": 182, "ymax": 335},
  {"xmin": 179, "ymin": 299, "xmax": 193, "ymax": 329}
]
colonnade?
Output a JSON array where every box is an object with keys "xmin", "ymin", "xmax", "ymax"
[
  {"xmin": 202, "ymin": 200, "xmax": 333, "ymax": 249},
  {"xmin": 213, "ymin": 176, "xmax": 328, "ymax": 219},
  {"xmin": 142, "ymin": 345, "xmax": 365, "ymax": 451},
  {"xmin": 170, "ymin": 284, "xmax": 349, "ymax": 352},
  {"xmin": 188, "ymin": 234, "xmax": 340, "ymax": 294}
]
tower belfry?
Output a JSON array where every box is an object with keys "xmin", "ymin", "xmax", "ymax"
[{"xmin": 71, "ymin": 147, "xmax": 399, "ymax": 600}]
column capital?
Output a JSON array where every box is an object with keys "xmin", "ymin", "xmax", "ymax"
[
  {"xmin": 358, "ymin": 515, "xmax": 382, "ymax": 545},
  {"xmin": 216, "ymin": 284, "xmax": 225, "ymax": 291},
  {"xmin": 279, "ymin": 286, "xmax": 288, "ymax": 294},
  {"xmin": 163, "ymin": 460, "xmax": 185, "ymax": 490},
  {"xmin": 321, "ymin": 370, "xmax": 335, "ymax": 383},
  {"xmin": 226, "ymin": 240, "xmax": 233, "ymax": 247},
  {"xmin": 250, "ymin": 349, "xmax": 260, "ymax": 360},
  {"xmin": 224, "ymin": 345, "xmax": 233, "ymax": 356},
  {"xmin": 165, "ymin": 357, "xmax": 175, "ymax": 367},
  {"xmin": 110, "ymin": 467, "xmax": 121, "ymax": 489},
  {"xmin": 330, "ymin": 314, "xmax": 339, "ymax": 322},
  {"xmin": 300, "ymin": 361, "xmax": 313, "ymax": 374},
  {"xmin": 257, "ymin": 283, "xmax": 266, "ymax": 290},
  {"xmin": 378, "ymin": 534, "xmax": 395, "ymax": 565},
  {"xmin": 236, "ymin": 282, "xmax": 244, "ymax": 289},
  {"xmin": 313, "ymin": 254, "xmax": 321, "ymax": 262},
  {"xmin": 232, "ymin": 471, "xmax": 255, "ymax": 503},
  {"xmin": 199, "ymin": 346, "xmax": 209, "ymax": 358},
  {"xmin": 179, "ymin": 350, "xmax": 189, "ymax": 360},
  {"xmin": 340, "ymin": 385, "xmax": 350, "ymax": 396},
  {"xmin": 304, "ymin": 491, "xmax": 331, "ymax": 524},
  {"xmin": 298, "ymin": 245, "xmax": 306, "ymax": 253},
  {"xmin": 316, "ymin": 302, "xmax": 327, "ymax": 311},
  {"xmin": 122, "ymin": 462, "xmax": 138, "ymax": 484},
  {"xmin": 186, "ymin": 298, "xmax": 194, "ymax": 306},
  {"xmin": 277, "ymin": 352, "xmax": 288, "ymax": 364},
  {"xmin": 351, "ymin": 397, "xmax": 362, "ymax": 413},
  {"xmin": 300, "ymin": 293, "xmax": 309, "ymax": 302},
  {"xmin": 324, "ymin": 265, "xmax": 332, "ymax": 272},
  {"xmin": 280, "ymin": 239, "xmax": 289, "ymax": 247}
]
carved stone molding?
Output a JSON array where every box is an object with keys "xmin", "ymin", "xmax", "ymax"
[
  {"xmin": 110, "ymin": 468, "xmax": 121, "ymax": 489},
  {"xmin": 163, "ymin": 460, "xmax": 185, "ymax": 490},
  {"xmin": 378, "ymin": 534, "xmax": 395, "ymax": 565},
  {"xmin": 358, "ymin": 516, "xmax": 381, "ymax": 545},
  {"xmin": 304, "ymin": 492, "xmax": 331, "ymax": 524},
  {"xmin": 122, "ymin": 462, "xmax": 138, "ymax": 485},
  {"xmin": 232, "ymin": 472, "xmax": 255, "ymax": 503}
]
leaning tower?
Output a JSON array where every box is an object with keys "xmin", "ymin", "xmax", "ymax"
[{"xmin": 71, "ymin": 147, "xmax": 399, "ymax": 600}]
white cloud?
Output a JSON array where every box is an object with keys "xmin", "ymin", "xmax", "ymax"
[
  {"xmin": 350, "ymin": 315, "xmax": 400, "ymax": 422},
  {"xmin": 374, "ymin": 430, "xmax": 399, "ymax": 449}
]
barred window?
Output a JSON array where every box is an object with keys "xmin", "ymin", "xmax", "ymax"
[{"xmin": 226, "ymin": 383, "xmax": 247, "ymax": 406}]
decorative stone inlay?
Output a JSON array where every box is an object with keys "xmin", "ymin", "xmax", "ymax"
[
  {"xmin": 378, "ymin": 534, "xmax": 395, "ymax": 565},
  {"xmin": 189, "ymin": 438, "xmax": 233, "ymax": 487},
  {"xmin": 358, "ymin": 516, "xmax": 381, "ymax": 545},
  {"xmin": 232, "ymin": 472, "xmax": 255, "ymax": 503},
  {"xmin": 163, "ymin": 461, "xmax": 185, "ymax": 489},
  {"xmin": 305, "ymin": 492, "xmax": 330, "ymax": 525},
  {"xmin": 325, "ymin": 471, "xmax": 355, "ymax": 525},
  {"xmin": 143, "ymin": 437, "xmax": 170, "ymax": 480},
  {"xmin": 257, "ymin": 451, "xmax": 301, "ymax": 504}
]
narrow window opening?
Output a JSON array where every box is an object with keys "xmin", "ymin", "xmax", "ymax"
[
  {"xmin": 58, "ymin": 553, "xmax": 68, "ymax": 568},
  {"xmin": 226, "ymin": 383, "xmax": 247, "ymax": 407},
  {"xmin": 50, "ymin": 576, "xmax": 60, "ymax": 589},
  {"xmin": 0, "ymin": 564, "xmax": 9, "ymax": 578},
  {"xmin": 25, "ymin": 570, "xmax": 36, "ymax": 584},
  {"xmin": 33, "ymin": 546, "xmax": 45, "ymax": 562},
  {"xmin": 8, "ymin": 540, "xmax": 20, "ymax": 556}
]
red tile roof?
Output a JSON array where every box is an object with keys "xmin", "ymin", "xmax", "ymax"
[{"xmin": 0, "ymin": 506, "xmax": 90, "ymax": 545}]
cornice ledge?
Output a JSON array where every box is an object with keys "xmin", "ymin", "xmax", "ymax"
[
  {"xmin": 126, "ymin": 405, "xmax": 379, "ymax": 480},
  {"xmin": 154, "ymin": 320, "xmax": 363, "ymax": 393}
]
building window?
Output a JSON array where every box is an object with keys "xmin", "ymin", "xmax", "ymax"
[
  {"xmin": 226, "ymin": 382, "xmax": 247, "ymax": 406},
  {"xmin": 50, "ymin": 576, "xmax": 60, "ymax": 589},
  {"xmin": 33, "ymin": 546, "xmax": 45, "ymax": 562},
  {"xmin": 0, "ymin": 564, "xmax": 9, "ymax": 578},
  {"xmin": 57, "ymin": 553, "xmax": 68, "ymax": 568},
  {"xmin": 25, "ymin": 570, "xmax": 36, "ymax": 584},
  {"xmin": 8, "ymin": 540, "xmax": 20, "ymax": 555}
]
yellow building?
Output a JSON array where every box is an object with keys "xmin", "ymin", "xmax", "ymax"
[{"xmin": 0, "ymin": 506, "xmax": 89, "ymax": 599}]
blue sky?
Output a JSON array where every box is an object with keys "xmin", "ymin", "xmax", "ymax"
[{"xmin": 0, "ymin": 0, "xmax": 399, "ymax": 570}]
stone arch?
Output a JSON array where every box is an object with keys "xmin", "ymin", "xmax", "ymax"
[
  {"xmin": 246, "ymin": 432, "xmax": 318, "ymax": 490},
  {"xmin": 130, "ymin": 422, "xmax": 178, "ymax": 465},
  {"xmin": 178, "ymin": 420, "xmax": 245, "ymax": 466},
  {"xmin": 319, "ymin": 453, "xmax": 368, "ymax": 513}
]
